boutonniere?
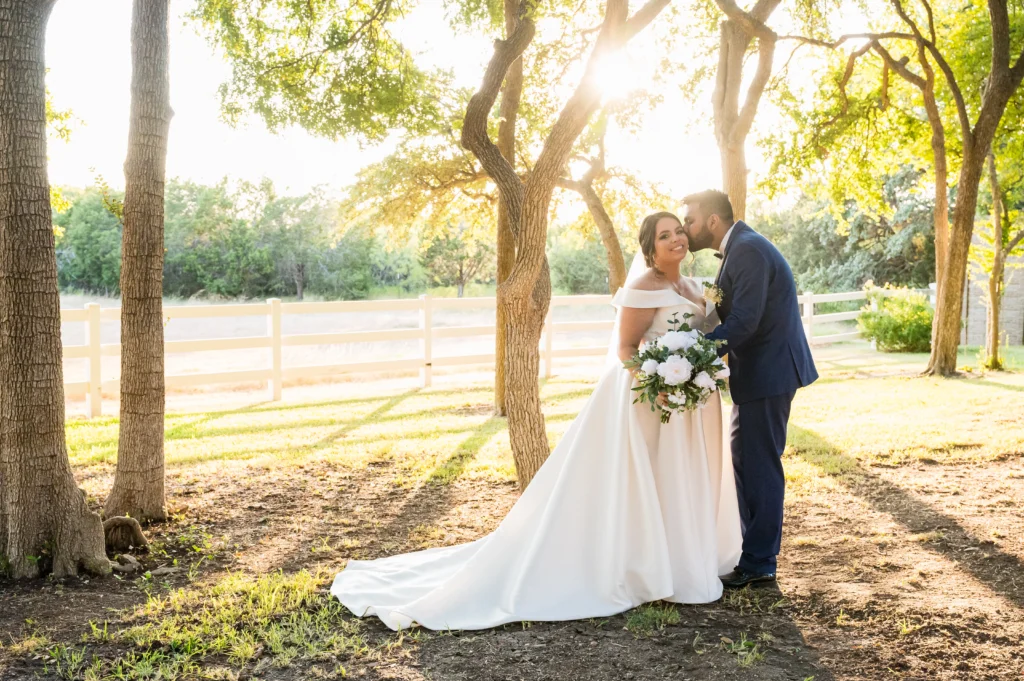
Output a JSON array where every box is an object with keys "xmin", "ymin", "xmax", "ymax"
[{"xmin": 703, "ymin": 282, "xmax": 724, "ymax": 305}]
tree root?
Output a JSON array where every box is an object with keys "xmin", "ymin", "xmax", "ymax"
[{"xmin": 103, "ymin": 516, "xmax": 149, "ymax": 553}]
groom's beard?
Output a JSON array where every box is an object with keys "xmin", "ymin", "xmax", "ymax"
[{"xmin": 687, "ymin": 225, "xmax": 714, "ymax": 252}]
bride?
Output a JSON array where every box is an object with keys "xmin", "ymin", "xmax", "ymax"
[{"xmin": 331, "ymin": 211, "xmax": 742, "ymax": 631}]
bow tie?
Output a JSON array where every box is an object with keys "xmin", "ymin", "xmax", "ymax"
[{"xmin": 714, "ymin": 252, "xmax": 723, "ymax": 260}]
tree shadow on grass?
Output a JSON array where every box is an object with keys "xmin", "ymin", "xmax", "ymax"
[
  {"xmin": 789, "ymin": 424, "xmax": 1024, "ymax": 610},
  {"xmin": 308, "ymin": 389, "xmax": 421, "ymax": 451},
  {"xmin": 369, "ymin": 415, "xmax": 508, "ymax": 555},
  {"xmin": 970, "ymin": 378, "xmax": 1024, "ymax": 393}
]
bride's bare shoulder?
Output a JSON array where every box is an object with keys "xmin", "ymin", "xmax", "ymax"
[
  {"xmin": 627, "ymin": 269, "xmax": 665, "ymax": 291},
  {"xmin": 680, "ymin": 276, "xmax": 704, "ymax": 297}
]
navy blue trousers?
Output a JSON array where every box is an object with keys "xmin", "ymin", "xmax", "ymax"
[{"xmin": 731, "ymin": 391, "xmax": 795, "ymax": 574}]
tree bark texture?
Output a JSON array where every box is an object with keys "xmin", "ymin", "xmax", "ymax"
[
  {"xmin": 924, "ymin": 0, "xmax": 1024, "ymax": 375},
  {"xmin": 463, "ymin": 0, "xmax": 669, "ymax": 489},
  {"xmin": 869, "ymin": 40, "xmax": 950, "ymax": 348},
  {"xmin": 492, "ymin": 0, "xmax": 525, "ymax": 417},
  {"xmin": 558, "ymin": 178, "xmax": 627, "ymax": 294},
  {"xmin": 984, "ymin": 152, "xmax": 1004, "ymax": 370},
  {"xmin": 929, "ymin": 146, "xmax": 990, "ymax": 375},
  {"xmin": 0, "ymin": 0, "xmax": 109, "ymax": 579},
  {"xmin": 710, "ymin": 0, "xmax": 780, "ymax": 222},
  {"xmin": 558, "ymin": 119, "xmax": 627, "ymax": 294},
  {"xmin": 106, "ymin": 0, "xmax": 172, "ymax": 521}
]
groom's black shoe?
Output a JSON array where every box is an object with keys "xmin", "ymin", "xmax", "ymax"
[{"xmin": 720, "ymin": 567, "xmax": 776, "ymax": 589}]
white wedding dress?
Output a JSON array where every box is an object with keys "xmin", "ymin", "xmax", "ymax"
[{"xmin": 331, "ymin": 284, "xmax": 743, "ymax": 631}]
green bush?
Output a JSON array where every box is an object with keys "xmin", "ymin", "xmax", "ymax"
[
  {"xmin": 857, "ymin": 289, "xmax": 933, "ymax": 353},
  {"xmin": 549, "ymin": 239, "xmax": 615, "ymax": 295},
  {"xmin": 54, "ymin": 190, "xmax": 123, "ymax": 294}
]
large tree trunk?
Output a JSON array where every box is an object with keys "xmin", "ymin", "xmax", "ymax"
[
  {"xmin": 106, "ymin": 0, "xmax": 172, "ymax": 521},
  {"xmin": 464, "ymin": 0, "xmax": 669, "ymax": 489},
  {"xmin": 492, "ymin": 0, "xmax": 524, "ymax": 417},
  {"xmin": 0, "ymin": 0, "xmax": 109, "ymax": 579},
  {"xmin": 928, "ymin": 104, "xmax": 949, "ymax": 297},
  {"xmin": 720, "ymin": 142, "xmax": 747, "ymax": 222},
  {"xmin": 915, "ymin": 47, "xmax": 949, "ymax": 349},
  {"xmin": 713, "ymin": 20, "xmax": 749, "ymax": 221},
  {"xmin": 928, "ymin": 146, "xmax": 987, "ymax": 375},
  {"xmin": 926, "ymin": 25, "xmax": 1024, "ymax": 375},
  {"xmin": 499, "ymin": 261, "xmax": 551, "ymax": 488},
  {"xmin": 710, "ymin": 2, "xmax": 779, "ymax": 222},
  {"xmin": 984, "ymin": 152, "xmax": 1003, "ymax": 370}
]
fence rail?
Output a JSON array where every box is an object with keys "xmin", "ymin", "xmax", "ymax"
[{"xmin": 61, "ymin": 288, "xmax": 910, "ymax": 418}]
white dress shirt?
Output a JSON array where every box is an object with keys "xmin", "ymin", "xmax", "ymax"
[{"xmin": 718, "ymin": 221, "xmax": 739, "ymax": 255}]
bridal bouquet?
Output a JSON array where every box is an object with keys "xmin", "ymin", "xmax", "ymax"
[{"xmin": 624, "ymin": 313, "xmax": 729, "ymax": 423}]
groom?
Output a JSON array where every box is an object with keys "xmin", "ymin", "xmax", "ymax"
[{"xmin": 682, "ymin": 190, "xmax": 818, "ymax": 588}]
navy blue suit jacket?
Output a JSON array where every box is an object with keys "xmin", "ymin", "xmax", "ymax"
[{"xmin": 705, "ymin": 222, "xmax": 818, "ymax": 405}]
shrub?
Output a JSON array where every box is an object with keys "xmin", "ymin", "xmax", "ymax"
[
  {"xmin": 549, "ymin": 239, "xmax": 614, "ymax": 295},
  {"xmin": 857, "ymin": 287, "xmax": 933, "ymax": 353}
]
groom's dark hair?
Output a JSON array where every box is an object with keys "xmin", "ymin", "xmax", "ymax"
[{"xmin": 683, "ymin": 189, "xmax": 734, "ymax": 225}]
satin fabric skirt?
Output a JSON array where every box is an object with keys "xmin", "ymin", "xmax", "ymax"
[{"xmin": 330, "ymin": 365, "xmax": 742, "ymax": 631}]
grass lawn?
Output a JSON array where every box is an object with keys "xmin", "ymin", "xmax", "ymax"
[{"xmin": 2, "ymin": 344, "xmax": 1023, "ymax": 680}]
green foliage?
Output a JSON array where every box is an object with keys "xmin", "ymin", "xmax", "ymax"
[
  {"xmin": 190, "ymin": 0, "xmax": 445, "ymax": 141},
  {"xmin": 369, "ymin": 243, "xmax": 428, "ymax": 293},
  {"xmin": 162, "ymin": 179, "xmax": 277, "ymax": 299},
  {"xmin": 54, "ymin": 179, "xmax": 381, "ymax": 301},
  {"xmin": 46, "ymin": 88, "xmax": 75, "ymax": 214},
  {"xmin": 54, "ymin": 189, "xmax": 123, "ymax": 294},
  {"xmin": 760, "ymin": 52, "xmax": 931, "ymax": 215},
  {"xmin": 857, "ymin": 288, "xmax": 934, "ymax": 353},
  {"xmin": 419, "ymin": 223, "xmax": 495, "ymax": 296},
  {"xmin": 549, "ymin": 231, "xmax": 619, "ymax": 294},
  {"xmin": 758, "ymin": 167, "xmax": 936, "ymax": 293}
]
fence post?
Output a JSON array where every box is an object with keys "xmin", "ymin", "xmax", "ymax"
[
  {"xmin": 85, "ymin": 303, "xmax": 102, "ymax": 419},
  {"xmin": 268, "ymin": 298, "xmax": 282, "ymax": 401},
  {"xmin": 543, "ymin": 309, "xmax": 554, "ymax": 379},
  {"xmin": 803, "ymin": 292, "xmax": 814, "ymax": 345},
  {"xmin": 420, "ymin": 294, "xmax": 433, "ymax": 388}
]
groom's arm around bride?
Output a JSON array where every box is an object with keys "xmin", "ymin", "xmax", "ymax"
[{"xmin": 681, "ymin": 189, "xmax": 818, "ymax": 587}]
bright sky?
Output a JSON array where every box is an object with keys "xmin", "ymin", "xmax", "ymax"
[{"xmin": 43, "ymin": 1, "xmax": 843, "ymax": 203}]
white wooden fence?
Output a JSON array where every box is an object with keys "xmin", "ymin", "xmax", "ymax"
[{"xmin": 60, "ymin": 289, "xmax": 900, "ymax": 418}]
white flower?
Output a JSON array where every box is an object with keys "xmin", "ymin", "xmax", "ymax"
[
  {"xmin": 640, "ymin": 359, "xmax": 660, "ymax": 376},
  {"xmin": 713, "ymin": 356, "xmax": 725, "ymax": 367},
  {"xmin": 714, "ymin": 365, "xmax": 731, "ymax": 380},
  {"xmin": 660, "ymin": 329, "xmax": 699, "ymax": 352},
  {"xmin": 667, "ymin": 393, "xmax": 684, "ymax": 405},
  {"xmin": 657, "ymin": 355, "xmax": 693, "ymax": 386},
  {"xmin": 693, "ymin": 371, "xmax": 717, "ymax": 391}
]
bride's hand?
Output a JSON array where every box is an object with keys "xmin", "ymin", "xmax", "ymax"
[{"xmin": 656, "ymin": 392, "xmax": 669, "ymax": 408}]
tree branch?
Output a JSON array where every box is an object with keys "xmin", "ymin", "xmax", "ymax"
[
  {"xmin": 733, "ymin": 32, "xmax": 775, "ymax": 141},
  {"xmin": 1008, "ymin": 229, "xmax": 1024, "ymax": 254},
  {"xmin": 713, "ymin": 0, "xmax": 776, "ymax": 41},
  {"xmin": 833, "ymin": 42, "xmax": 874, "ymax": 121},
  {"xmin": 890, "ymin": 0, "xmax": 971, "ymax": 143},
  {"xmin": 461, "ymin": 10, "xmax": 535, "ymax": 211},
  {"xmin": 871, "ymin": 40, "xmax": 925, "ymax": 89},
  {"xmin": 623, "ymin": 0, "xmax": 673, "ymax": 42},
  {"xmin": 777, "ymin": 32, "xmax": 916, "ymax": 48},
  {"xmin": 749, "ymin": 0, "xmax": 782, "ymax": 24},
  {"xmin": 987, "ymin": 0, "xmax": 1011, "ymax": 77}
]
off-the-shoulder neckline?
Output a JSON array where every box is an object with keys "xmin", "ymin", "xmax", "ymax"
[{"xmin": 613, "ymin": 286, "xmax": 704, "ymax": 312}]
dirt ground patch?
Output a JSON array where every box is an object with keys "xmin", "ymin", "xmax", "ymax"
[
  {"xmin": 3, "ymin": 450, "xmax": 1022, "ymax": 680},
  {"xmin": 2, "ymin": 368, "xmax": 1023, "ymax": 680}
]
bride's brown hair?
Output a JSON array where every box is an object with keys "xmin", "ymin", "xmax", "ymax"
[{"xmin": 638, "ymin": 211, "xmax": 682, "ymax": 268}]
